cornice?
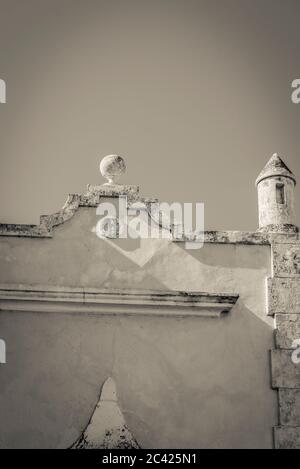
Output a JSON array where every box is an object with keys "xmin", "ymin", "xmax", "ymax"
[{"xmin": 0, "ymin": 283, "xmax": 239, "ymax": 317}]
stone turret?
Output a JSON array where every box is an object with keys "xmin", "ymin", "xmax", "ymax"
[{"xmin": 256, "ymin": 153, "xmax": 298, "ymax": 233}]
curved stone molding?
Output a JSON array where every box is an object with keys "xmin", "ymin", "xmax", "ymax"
[
  {"xmin": 71, "ymin": 377, "xmax": 140, "ymax": 449},
  {"xmin": 0, "ymin": 179, "xmax": 299, "ymax": 245},
  {"xmin": 0, "ymin": 284, "xmax": 239, "ymax": 317},
  {"xmin": 0, "ymin": 184, "xmax": 141, "ymax": 238}
]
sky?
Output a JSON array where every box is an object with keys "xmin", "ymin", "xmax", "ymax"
[{"xmin": 0, "ymin": 0, "xmax": 299, "ymax": 231}]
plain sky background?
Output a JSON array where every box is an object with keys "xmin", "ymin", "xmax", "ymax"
[{"xmin": 0, "ymin": 0, "xmax": 299, "ymax": 230}]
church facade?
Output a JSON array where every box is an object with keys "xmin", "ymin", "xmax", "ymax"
[{"xmin": 0, "ymin": 153, "xmax": 299, "ymax": 449}]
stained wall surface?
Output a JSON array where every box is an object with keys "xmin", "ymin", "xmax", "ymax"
[{"xmin": 0, "ymin": 207, "xmax": 277, "ymax": 448}]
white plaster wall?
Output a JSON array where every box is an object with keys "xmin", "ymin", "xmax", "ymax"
[{"xmin": 0, "ymin": 208, "xmax": 277, "ymax": 448}]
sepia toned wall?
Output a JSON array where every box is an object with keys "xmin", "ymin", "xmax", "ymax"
[{"xmin": 0, "ymin": 206, "xmax": 277, "ymax": 449}]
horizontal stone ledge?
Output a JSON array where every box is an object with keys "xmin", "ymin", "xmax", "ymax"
[
  {"xmin": 271, "ymin": 349, "xmax": 300, "ymax": 389},
  {"xmin": 177, "ymin": 231, "xmax": 298, "ymax": 245},
  {"xmin": 274, "ymin": 426, "xmax": 300, "ymax": 449},
  {"xmin": 268, "ymin": 278, "xmax": 300, "ymax": 316},
  {"xmin": 1, "ymin": 220, "xmax": 298, "ymax": 246},
  {"xmin": 279, "ymin": 389, "xmax": 300, "ymax": 426},
  {"xmin": 0, "ymin": 284, "xmax": 239, "ymax": 317},
  {"xmin": 173, "ymin": 231, "xmax": 271, "ymax": 245},
  {"xmin": 275, "ymin": 314, "xmax": 300, "ymax": 349},
  {"xmin": 0, "ymin": 225, "xmax": 272, "ymax": 244}
]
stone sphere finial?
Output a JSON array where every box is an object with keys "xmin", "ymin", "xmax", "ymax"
[{"xmin": 100, "ymin": 154, "xmax": 126, "ymax": 185}]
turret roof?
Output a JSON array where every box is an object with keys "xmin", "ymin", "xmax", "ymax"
[{"xmin": 256, "ymin": 153, "xmax": 296, "ymax": 186}]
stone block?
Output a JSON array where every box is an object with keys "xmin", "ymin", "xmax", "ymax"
[
  {"xmin": 272, "ymin": 243, "xmax": 300, "ymax": 277},
  {"xmin": 271, "ymin": 349, "xmax": 300, "ymax": 388},
  {"xmin": 268, "ymin": 278, "xmax": 300, "ymax": 315},
  {"xmin": 279, "ymin": 389, "xmax": 300, "ymax": 426},
  {"xmin": 274, "ymin": 426, "xmax": 300, "ymax": 449},
  {"xmin": 275, "ymin": 314, "xmax": 300, "ymax": 349}
]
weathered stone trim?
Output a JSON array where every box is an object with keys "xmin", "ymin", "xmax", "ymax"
[
  {"xmin": 0, "ymin": 183, "xmax": 299, "ymax": 245},
  {"xmin": 175, "ymin": 231, "xmax": 298, "ymax": 245},
  {"xmin": 272, "ymin": 243, "xmax": 300, "ymax": 277},
  {"xmin": 268, "ymin": 277, "xmax": 300, "ymax": 316},
  {"xmin": 271, "ymin": 349, "xmax": 300, "ymax": 389},
  {"xmin": 275, "ymin": 314, "xmax": 300, "ymax": 349},
  {"xmin": 0, "ymin": 284, "xmax": 239, "ymax": 317},
  {"xmin": 0, "ymin": 185, "xmax": 141, "ymax": 238},
  {"xmin": 269, "ymin": 235, "xmax": 300, "ymax": 449},
  {"xmin": 274, "ymin": 426, "xmax": 300, "ymax": 449},
  {"xmin": 278, "ymin": 389, "xmax": 300, "ymax": 426},
  {"xmin": 174, "ymin": 230, "xmax": 269, "ymax": 245}
]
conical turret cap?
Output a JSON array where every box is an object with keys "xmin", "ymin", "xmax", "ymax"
[{"xmin": 256, "ymin": 153, "xmax": 296, "ymax": 186}]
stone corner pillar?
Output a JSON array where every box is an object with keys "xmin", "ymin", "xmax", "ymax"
[{"xmin": 268, "ymin": 241, "xmax": 300, "ymax": 449}]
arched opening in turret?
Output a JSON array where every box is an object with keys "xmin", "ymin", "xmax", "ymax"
[{"xmin": 276, "ymin": 183, "xmax": 286, "ymax": 205}]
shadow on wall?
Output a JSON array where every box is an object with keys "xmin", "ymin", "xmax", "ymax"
[
  {"xmin": 0, "ymin": 300, "xmax": 277, "ymax": 449},
  {"xmin": 176, "ymin": 241, "xmax": 271, "ymax": 271}
]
